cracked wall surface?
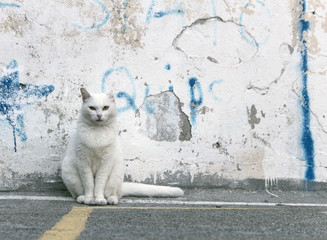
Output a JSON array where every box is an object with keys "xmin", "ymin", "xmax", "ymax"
[{"xmin": 0, "ymin": 0, "xmax": 327, "ymax": 191}]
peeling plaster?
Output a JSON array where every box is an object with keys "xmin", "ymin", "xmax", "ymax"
[
  {"xmin": 137, "ymin": 91, "xmax": 192, "ymax": 142},
  {"xmin": 172, "ymin": 16, "xmax": 258, "ymax": 66}
]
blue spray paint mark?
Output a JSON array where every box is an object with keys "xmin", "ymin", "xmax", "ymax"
[
  {"xmin": 210, "ymin": 0, "xmax": 218, "ymax": 46},
  {"xmin": 0, "ymin": 60, "xmax": 55, "ymax": 152},
  {"xmin": 101, "ymin": 66, "xmax": 137, "ymax": 113},
  {"xmin": 122, "ymin": 0, "xmax": 128, "ymax": 32},
  {"xmin": 165, "ymin": 64, "xmax": 171, "ymax": 70},
  {"xmin": 73, "ymin": 0, "xmax": 110, "ymax": 30},
  {"xmin": 299, "ymin": 0, "xmax": 315, "ymax": 181},
  {"xmin": 188, "ymin": 77, "xmax": 203, "ymax": 125},
  {"xmin": 239, "ymin": 0, "xmax": 271, "ymax": 46},
  {"xmin": 144, "ymin": 84, "xmax": 156, "ymax": 115},
  {"xmin": 169, "ymin": 85, "xmax": 174, "ymax": 92},
  {"xmin": 208, "ymin": 80, "xmax": 223, "ymax": 102},
  {"xmin": 0, "ymin": 2, "xmax": 20, "ymax": 7},
  {"xmin": 146, "ymin": 0, "xmax": 184, "ymax": 24}
]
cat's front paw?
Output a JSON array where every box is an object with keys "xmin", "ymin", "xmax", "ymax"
[
  {"xmin": 76, "ymin": 195, "xmax": 95, "ymax": 205},
  {"xmin": 95, "ymin": 197, "xmax": 108, "ymax": 205},
  {"xmin": 84, "ymin": 197, "xmax": 96, "ymax": 205},
  {"xmin": 107, "ymin": 196, "xmax": 119, "ymax": 205},
  {"xmin": 76, "ymin": 195, "xmax": 85, "ymax": 204}
]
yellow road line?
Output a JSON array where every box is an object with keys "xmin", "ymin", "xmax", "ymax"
[
  {"xmin": 38, "ymin": 206, "xmax": 93, "ymax": 240},
  {"xmin": 38, "ymin": 205, "xmax": 271, "ymax": 240}
]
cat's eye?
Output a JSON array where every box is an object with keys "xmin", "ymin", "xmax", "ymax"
[
  {"xmin": 103, "ymin": 106, "xmax": 109, "ymax": 110},
  {"xmin": 89, "ymin": 106, "xmax": 96, "ymax": 111}
]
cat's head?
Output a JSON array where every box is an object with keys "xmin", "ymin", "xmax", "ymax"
[{"xmin": 80, "ymin": 88, "xmax": 117, "ymax": 125}]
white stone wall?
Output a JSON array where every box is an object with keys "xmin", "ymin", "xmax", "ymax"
[{"xmin": 0, "ymin": 0, "xmax": 326, "ymax": 190}]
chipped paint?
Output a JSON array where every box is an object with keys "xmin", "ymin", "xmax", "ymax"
[
  {"xmin": 137, "ymin": 91, "xmax": 191, "ymax": 142},
  {"xmin": 247, "ymin": 105, "xmax": 261, "ymax": 129}
]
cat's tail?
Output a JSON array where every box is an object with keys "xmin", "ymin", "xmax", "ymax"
[{"xmin": 122, "ymin": 182, "xmax": 184, "ymax": 198}]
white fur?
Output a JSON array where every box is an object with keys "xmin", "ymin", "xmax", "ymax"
[
  {"xmin": 122, "ymin": 183, "xmax": 184, "ymax": 197},
  {"xmin": 61, "ymin": 89, "xmax": 184, "ymax": 205}
]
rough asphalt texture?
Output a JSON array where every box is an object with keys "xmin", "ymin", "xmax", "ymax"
[{"xmin": 1, "ymin": 189, "xmax": 327, "ymax": 239}]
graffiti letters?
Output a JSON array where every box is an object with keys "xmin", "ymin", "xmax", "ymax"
[
  {"xmin": 73, "ymin": 0, "xmax": 110, "ymax": 30},
  {"xmin": 146, "ymin": 0, "xmax": 184, "ymax": 24}
]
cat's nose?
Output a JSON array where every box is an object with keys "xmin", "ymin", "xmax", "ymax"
[{"xmin": 97, "ymin": 114, "xmax": 103, "ymax": 119}]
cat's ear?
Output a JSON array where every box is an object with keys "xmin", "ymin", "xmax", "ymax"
[
  {"xmin": 80, "ymin": 88, "xmax": 91, "ymax": 102},
  {"xmin": 107, "ymin": 93, "xmax": 115, "ymax": 102}
]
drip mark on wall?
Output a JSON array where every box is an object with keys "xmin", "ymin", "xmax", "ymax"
[{"xmin": 299, "ymin": 0, "xmax": 315, "ymax": 181}]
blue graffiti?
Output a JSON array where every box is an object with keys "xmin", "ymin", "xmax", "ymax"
[
  {"xmin": 144, "ymin": 84, "xmax": 156, "ymax": 114},
  {"xmin": 100, "ymin": 66, "xmax": 226, "ymax": 126},
  {"xmin": 121, "ymin": 0, "xmax": 128, "ymax": 32},
  {"xmin": 208, "ymin": 80, "xmax": 223, "ymax": 102},
  {"xmin": 298, "ymin": 1, "xmax": 315, "ymax": 182},
  {"xmin": 189, "ymin": 77, "xmax": 203, "ymax": 125},
  {"xmin": 146, "ymin": 0, "xmax": 184, "ymax": 24},
  {"xmin": 73, "ymin": 0, "xmax": 110, "ymax": 30},
  {"xmin": 210, "ymin": 0, "xmax": 218, "ymax": 46},
  {"xmin": 0, "ymin": 60, "xmax": 55, "ymax": 152},
  {"xmin": 239, "ymin": 0, "xmax": 271, "ymax": 46},
  {"xmin": 102, "ymin": 66, "xmax": 137, "ymax": 113},
  {"xmin": 0, "ymin": 1, "xmax": 20, "ymax": 7},
  {"xmin": 166, "ymin": 65, "xmax": 174, "ymax": 92}
]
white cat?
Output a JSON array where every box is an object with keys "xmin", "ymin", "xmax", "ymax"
[{"xmin": 61, "ymin": 88, "xmax": 184, "ymax": 205}]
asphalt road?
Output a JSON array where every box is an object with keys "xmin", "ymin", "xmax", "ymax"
[{"xmin": 1, "ymin": 191, "xmax": 327, "ymax": 240}]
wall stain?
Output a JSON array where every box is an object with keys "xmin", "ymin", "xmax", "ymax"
[
  {"xmin": 109, "ymin": 0, "xmax": 145, "ymax": 48},
  {"xmin": 247, "ymin": 104, "xmax": 261, "ymax": 129}
]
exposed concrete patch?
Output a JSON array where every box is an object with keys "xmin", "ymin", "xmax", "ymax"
[
  {"xmin": 172, "ymin": 16, "xmax": 258, "ymax": 66},
  {"xmin": 137, "ymin": 91, "xmax": 192, "ymax": 142}
]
